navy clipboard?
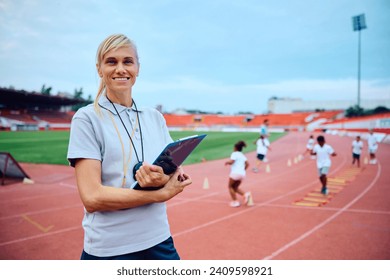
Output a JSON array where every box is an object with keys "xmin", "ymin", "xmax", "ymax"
[{"xmin": 133, "ymin": 134, "xmax": 207, "ymax": 190}]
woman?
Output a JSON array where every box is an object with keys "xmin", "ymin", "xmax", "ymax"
[
  {"xmin": 224, "ymin": 141, "xmax": 252, "ymax": 207},
  {"xmin": 67, "ymin": 34, "xmax": 192, "ymax": 260}
]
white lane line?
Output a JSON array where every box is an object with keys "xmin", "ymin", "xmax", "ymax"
[
  {"xmin": 263, "ymin": 162, "xmax": 382, "ymax": 260},
  {"xmin": 172, "ymin": 151, "xmax": 349, "ymax": 239},
  {"xmin": 0, "ymin": 226, "xmax": 81, "ymax": 247}
]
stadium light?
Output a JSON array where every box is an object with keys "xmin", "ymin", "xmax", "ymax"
[{"xmin": 352, "ymin": 14, "xmax": 367, "ymax": 108}]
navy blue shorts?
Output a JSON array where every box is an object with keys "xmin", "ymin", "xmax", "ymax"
[
  {"xmin": 352, "ymin": 153, "xmax": 360, "ymax": 159},
  {"xmin": 257, "ymin": 154, "xmax": 265, "ymax": 161},
  {"xmin": 80, "ymin": 236, "xmax": 180, "ymax": 260}
]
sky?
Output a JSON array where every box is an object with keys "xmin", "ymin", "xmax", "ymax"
[{"xmin": 0, "ymin": 0, "xmax": 389, "ymax": 114}]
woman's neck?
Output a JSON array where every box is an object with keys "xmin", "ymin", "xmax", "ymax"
[{"xmin": 106, "ymin": 91, "xmax": 132, "ymax": 107}]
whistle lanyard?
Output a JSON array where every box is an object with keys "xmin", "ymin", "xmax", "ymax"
[{"xmin": 107, "ymin": 98, "xmax": 144, "ymax": 187}]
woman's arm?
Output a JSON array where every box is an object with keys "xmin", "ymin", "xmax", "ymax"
[{"xmin": 75, "ymin": 158, "xmax": 191, "ymax": 213}]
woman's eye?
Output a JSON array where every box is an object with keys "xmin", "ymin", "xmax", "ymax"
[
  {"xmin": 106, "ymin": 59, "xmax": 116, "ymax": 65},
  {"xmin": 124, "ymin": 59, "xmax": 133, "ymax": 65}
]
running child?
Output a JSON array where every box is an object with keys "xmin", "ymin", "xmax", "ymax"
[
  {"xmin": 367, "ymin": 130, "xmax": 378, "ymax": 164},
  {"xmin": 253, "ymin": 135, "xmax": 271, "ymax": 173},
  {"xmin": 303, "ymin": 135, "xmax": 315, "ymax": 159},
  {"xmin": 352, "ymin": 135, "xmax": 363, "ymax": 167},
  {"xmin": 311, "ymin": 135, "xmax": 337, "ymax": 195},
  {"xmin": 224, "ymin": 141, "xmax": 252, "ymax": 207},
  {"xmin": 260, "ymin": 119, "xmax": 270, "ymax": 138}
]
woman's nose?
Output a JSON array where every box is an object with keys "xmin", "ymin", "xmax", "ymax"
[{"xmin": 116, "ymin": 63, "xmax": 126, "ymax": 73}]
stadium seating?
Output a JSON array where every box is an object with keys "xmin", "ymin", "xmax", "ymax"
[
  {"xmin": 0, "ymin": 109, "xmax": 73, "ymax": 131},
  {"xmin": 162, "ymin": 111, "xmax": 343, "ymax": 132}
]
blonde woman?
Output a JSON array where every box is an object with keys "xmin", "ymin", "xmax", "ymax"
[{"xmin": 67, "ymin": 34, "xmax": 191, "ymax": 260}]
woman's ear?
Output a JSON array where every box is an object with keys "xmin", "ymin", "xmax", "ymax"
[{"xmin": 96, "ymin": 64, "xmax": 103, "ymax": 78}]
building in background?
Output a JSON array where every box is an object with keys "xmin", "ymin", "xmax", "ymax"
[{"xmin": 268, "ymin": 97, "xmax": 390, "ymax": 114}]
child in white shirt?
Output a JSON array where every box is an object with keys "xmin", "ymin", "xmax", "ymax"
[
  {"xmin": 367, "ymin": 131, "xmax": 378, "ymax": 164},
  {"xmin": 352, "ymin": 135, "xmax": 363, "ymax": 167},
  {"xmin": 311, "ymin": 135, "xmax": 337, "ymax": 195},
  {"xmin": 225, "ymin": 141, "xmax": 252, "ymax": 207},
  {"xmin": 252, "ymin": 135, "xmax": 271, "ymax": 173}
]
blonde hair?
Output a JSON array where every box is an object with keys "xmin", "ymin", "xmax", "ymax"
[{"xmin": 93, "ymin": 34, "xmax": 139, "ymax": 114}]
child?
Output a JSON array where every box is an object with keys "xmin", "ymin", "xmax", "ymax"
[
  {"xmin": 352, "ymin": 135, "xmax": 363, "ymax": 167},
  {"xmin": 225, "ymin": 141, "xmax": 252, "ymax": 207},
  {"xmin": 311, "ymin": 135, "xmax": 337, "ymax": 195},
  {"xmin": 303, "ymin": 135, "xmax": 315, "ymax": 159},
  {"xmin": 253, "ymin": 135, "xmax": 271, "ymax": 173},
  {"xmin": 367, "ymin": 130, "xmax": 378, "ymax": 164},
  {"xmin": 260, "ymin": 119, "xmax": 270, "ymax": 138}
]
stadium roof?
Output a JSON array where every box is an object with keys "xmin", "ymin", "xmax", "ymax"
[{"xmin": 0, "ymin": 87, "xmax": 85, "ymax": 107}]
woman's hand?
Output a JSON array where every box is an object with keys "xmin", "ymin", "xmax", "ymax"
[
  {"xmin": 158, "ymin": 169, "xmax": 192, "ymax": 201},
  {"xmin": 135, "ymin": 162, "xmax": 170, "ymax": 188}
]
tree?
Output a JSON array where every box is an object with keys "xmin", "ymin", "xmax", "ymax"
[
  {"xmin": 41, "ymin": 84, "xmax": 52, "ymax": 95},
  {"xmin": 345, "ymin": 105, "xmax": 389, "ymax": 117},
  {"xmin": 71, "ymin": 92, "xmax": 93, "ymax": 111},
  {"xmin": 345, "ymin": 105, "xmax": 365, "ymax": 117},
  {"xmin": 372, "ymin": 106, "xmax": 389, "ymax": 114},
  {"xmin": 74, "ymin": 87, "xmax": 83, "ymax": 99}
]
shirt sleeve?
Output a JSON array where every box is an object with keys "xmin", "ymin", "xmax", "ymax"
[
  {"xmin": 158, "ymin": 110, "xmax": 173, "ymax": 145},
  {"xmin": 327, "ymin": 145, "xmax": 334, "ymax": 155},
  {"xmin": 67, "ymin": 111, "xmax": 102, "ymax": 167}
]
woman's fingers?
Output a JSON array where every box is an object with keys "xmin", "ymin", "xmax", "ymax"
[{"xmin": 135, "ymin": 162, "xmax": 169, "ymax": 187}]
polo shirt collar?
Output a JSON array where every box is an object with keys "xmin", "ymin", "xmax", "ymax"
[{"xmin": 98, "ymin": 93, "xmax": 142, "ymax": 115}]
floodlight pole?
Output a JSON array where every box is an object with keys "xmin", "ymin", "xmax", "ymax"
[
  {"xmin": 352, "ymin": 14, "xmax": 367, "ymax": 108},
  {"xmin": 357, "ymin": 29, "xmax": 361, "ymax": 107}
]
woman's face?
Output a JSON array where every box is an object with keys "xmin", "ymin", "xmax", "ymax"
[{"xmin": 98, "ymin": 45, "xmax": 139, "ymax": 96}]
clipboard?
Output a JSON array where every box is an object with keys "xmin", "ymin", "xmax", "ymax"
[{"xmin": 133, "ymin": 134, "xmax": 207, "ymax": 190}]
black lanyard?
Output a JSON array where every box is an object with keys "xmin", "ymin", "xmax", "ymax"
[{"xmin": 108, "ymin": 98, "xmax": 144, "ymax": 179}]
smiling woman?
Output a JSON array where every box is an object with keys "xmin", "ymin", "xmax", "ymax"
[
  {"xmin": 66, "ymin": 34, "xmax": 192, "ymax": 260},
  {"xmin": 96, "ymin": 40, "xmax": 140, "ymax": 106}
]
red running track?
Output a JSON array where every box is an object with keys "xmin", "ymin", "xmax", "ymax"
[{"xmin": 0, "ymin": 132, "xmax": 389, "ymax": 260}]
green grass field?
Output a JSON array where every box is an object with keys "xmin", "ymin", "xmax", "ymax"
[{"xmin": 0, "ymin": 130, "xmax": 286, "ymax": 165}]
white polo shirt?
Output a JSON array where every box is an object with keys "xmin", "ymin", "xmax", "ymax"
[
  {"xmin": 67, "ymin": 94, "xmax": 173, "ymax": 257},
  {"xmin": 313, "ymin": 143, "xmax": 334, "ymax": 169}
]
